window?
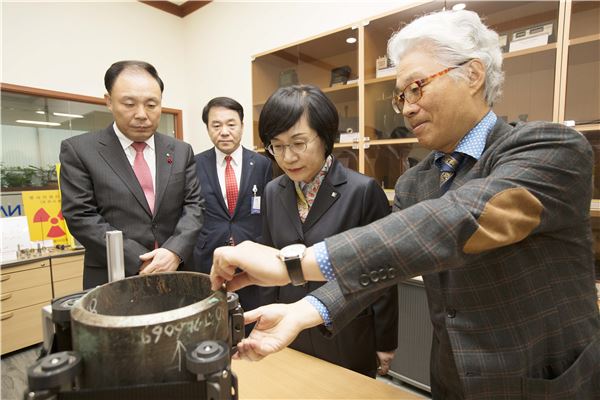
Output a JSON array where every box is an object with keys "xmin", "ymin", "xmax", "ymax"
[{"xmin": 1, "ymin": 84, "xmax": 182, "ymax": 192}]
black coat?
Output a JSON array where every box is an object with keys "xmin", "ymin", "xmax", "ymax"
[
  {"xmin": 262, "ymin": 158, "xmax": 398, "ymax": 377},
  {"xmin": 60, "ymin": 125, "xmax": 204, "ymax": 288}
]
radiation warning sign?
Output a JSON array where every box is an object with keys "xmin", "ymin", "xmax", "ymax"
[{"xmin": 21, "ymin": 190, "xmax": 69, "ymax": 245}]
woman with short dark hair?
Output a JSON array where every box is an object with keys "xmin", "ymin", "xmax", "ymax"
[{"xmin": 258, "ymin": 84, "xmax": 399, "ymax": 377}]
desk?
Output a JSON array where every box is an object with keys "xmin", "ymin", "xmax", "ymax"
[
  {"xmin": 1, "ymin": 249, "xmax": 84, "ymax": 354},
  {"xmin": 232, "ymin": 348, "xmax": 422, "ymax": 399}
]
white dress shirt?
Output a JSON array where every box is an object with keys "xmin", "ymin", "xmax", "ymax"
[
  {"xmin": 215, "ymin": 146, "xmax": 242, "ymax": 209},
  {"xmin": 113, "ymin": 122, "xmax": 156, "ymax": 191}
]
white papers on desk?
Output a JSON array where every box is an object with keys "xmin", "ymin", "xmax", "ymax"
[{"xmin": 1, "ymin": 216, "xmax": 30, "ymax": 262}]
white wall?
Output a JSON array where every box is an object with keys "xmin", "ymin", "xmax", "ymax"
[
  {"xmin": 182, "ymin": 1, "xmax": 410, "ymax": 152},
  {"xmin": 1, "ymin": 1, "xmax": 187, "ymax": 133},
  {"xmin": 2, "ymin": 1, "xmax": 411, "ymax": 152}
]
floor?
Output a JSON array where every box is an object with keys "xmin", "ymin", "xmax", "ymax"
[
  {"xmin": 1, "ymin": 345, "xmax": 431, "ymax": 400},
  {"xmin": 1, "ymin": 344, "xmax": 40, "ymax": 400}
]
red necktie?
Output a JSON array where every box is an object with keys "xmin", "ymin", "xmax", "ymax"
[
  {"xmin": 131, "ymin": 142, "xmax": 155, "ymax": 213},
  {"xmin": 225, "ymin": 155, "xmax": 238, "ymax": 215}
]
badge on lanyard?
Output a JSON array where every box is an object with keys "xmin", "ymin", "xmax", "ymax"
[{"xmin": 250, "ymin": 184, "xmax": 261, "ymax": 214}]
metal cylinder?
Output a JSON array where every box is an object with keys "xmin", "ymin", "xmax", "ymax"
[
  {"xmin": 105, "ymin": 231, "xmax": 125, "ymax": 282},
  {"xmin": 70, "ymin": 272, "xmax": 228, "ymax": 389}
]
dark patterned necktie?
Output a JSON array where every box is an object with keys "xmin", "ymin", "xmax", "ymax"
[{"xmin": 439, "ymin": 152, "xmax": 465, "ymax": 193}]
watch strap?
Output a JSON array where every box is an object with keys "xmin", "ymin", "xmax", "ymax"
[{"xmin": 285, "ymin": 257, "xmax": 306, "ymax": 286}]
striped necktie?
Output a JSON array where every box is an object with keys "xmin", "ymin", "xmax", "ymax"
[{"xmin": 439, "ymin": 152, "xmax": 465, "ymax": 193}]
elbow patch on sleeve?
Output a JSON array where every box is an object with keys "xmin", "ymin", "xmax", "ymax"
[{"xmin": 463, "ymin": 187, "xmax": 543, "ymax": 254}]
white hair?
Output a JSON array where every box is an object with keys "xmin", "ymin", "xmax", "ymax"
[{"xmin": 388, "ymin": 9, "xmax": 504, "ymax": 106}]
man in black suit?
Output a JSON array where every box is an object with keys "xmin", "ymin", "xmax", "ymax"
[
  {"xmin": 60, "ymin": 60, "xmax": 204, "ymax": 288},
  {"xmin": 192, "ymin": 97, "xmax": 272, "ymax": 317}
]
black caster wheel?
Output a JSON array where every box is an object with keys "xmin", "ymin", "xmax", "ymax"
[
  {"xmin": 186, "ymin": 340, "xmax": 229, "ymax": 375},
  {"xmin": 52, "ymin": 291, "xmax": 89, "ymax": 324},
  {"xmin": 27, "ymin": 351, "xmax": 82, "ymax": 391}
]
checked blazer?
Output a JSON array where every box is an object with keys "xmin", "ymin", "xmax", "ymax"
[{"xmin": 312, "ymin": 119, "xmax": 600, "ymax": 399}]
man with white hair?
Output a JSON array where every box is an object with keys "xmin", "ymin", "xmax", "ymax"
[{"xmin": 210, "ymin": 10, "xmax": 600, "ymax": 400}]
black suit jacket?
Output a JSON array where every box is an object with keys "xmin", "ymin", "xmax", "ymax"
[
  {"xmin": 59, "ymin": 124, "xmax": 204, "ymax": 288},
  {"xmin": 192, "ymin": 147, "xmax": 272, "ymax": 313},
  {"xmin": 262, "ymin": 158, "xmax": 398, "ymax": 377}
]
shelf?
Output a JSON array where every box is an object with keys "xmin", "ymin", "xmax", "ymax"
[
  {"xmin": 502, "ymin": 42, "xmax": 557, "ymax": 59},
  {"xmin": 569, "ymin": 33, "xmax": 600, "ymax": 46},
  {"xmin": 369, "ymin": 138, "xmax": 418, "ymax": 145},
  {"xmin": 322, "ymin": 82, "xmax": 358, "ymax": 93},
  {"xmin": 384, "ymin": 189, "xmax": 395, "ymax": 203},
  {"xmin": 590, "ymin": 199, "xmax": 600, "ymax": 218},
  {"xmin": 253, "ymin": 82, "xmax": 358, "ymax": 107},
  {"xmin": 576, "ymin": 124, "xmax": 600, "ymax": 132},
  {"xmin": 251, "ymin": 0, "xmax": 598, "ymax": 234},
  {"xmin": 365, "ymin": 75, "xmax": 396, "ymax": 85},
  {"xmin": 334, "ymin": 142, "xmax": 355, "ymax": 148}
]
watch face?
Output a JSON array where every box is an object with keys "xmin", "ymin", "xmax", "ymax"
[{"xmin": 281, "ymin": 244, "xmax": 306, "ymax": 258}]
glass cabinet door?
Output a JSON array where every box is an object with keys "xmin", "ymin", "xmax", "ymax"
[
  {"xmin": 564, "ymin": 1, "xmax": 600, "ymax": 126},
  {"xmin": 469, "ymin": 1, "xmax": 561, "ymax": 124},
  {"xmin": 252, "ymin": 27, "xmax": 359, "ymax": 150},
  {"xmin": 364, "ymin": 142, "xmax": 429, "ymax": 191},
  {"xmin": 567, "ymin": 1, "xmax": 600, "ymax": 215},
  {"xmin": 333, "ymin": 147, "xmax": 359, "ymax": 172},
  {"xmin": 363, "ymin": 2, "xmax": 438, "ymax": 143}
]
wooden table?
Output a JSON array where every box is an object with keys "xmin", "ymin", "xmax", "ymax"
[{"xmin": 232, "ymin": 348, "xmax": 423, "ymax": 399}]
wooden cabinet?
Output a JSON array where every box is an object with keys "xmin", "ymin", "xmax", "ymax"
[
  {"xmin": 0, "ymin": 252, "xmax": 84, "ymax": 354},
  {"xmin": 51, "ymin": 254, "xmax": 84, "ymax": 298},
  {"xmin": 252, "ymin": 27, "xmax": 360, "ymax": 153},
  {"xmin": 1, "ymin": 260, "xmax": 52, "ymax": 354},
  {"xmin": 564, "ymin": 1, "xmax": 600, "ymax": 212},
  {"xmin": 250, "ymin": 0, "xmax": 599, "ymax": 192},
  {"xmin": 251, "ymin": 0, "xmax": 600, "ymax": 266}
]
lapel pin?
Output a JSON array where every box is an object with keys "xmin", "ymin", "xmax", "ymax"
[
  {"xmin": 166, "ymin": 153, "xmax": 173, "ymax": 164},
  {"xmin": 250, "ymin": 161, "xmax": 254, "ymax": 166},
  {"xmin": 331, "ymin": 192, "xmax": 337, "ymax": 198}
]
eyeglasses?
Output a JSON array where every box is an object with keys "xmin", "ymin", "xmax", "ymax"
[
  {"xmin": 266, "ymin": 136, "xmax": 318, "ymax": 157},
  {"xmin": 391, "ymin": 66, "xmax": 458, "ymax": 114}
]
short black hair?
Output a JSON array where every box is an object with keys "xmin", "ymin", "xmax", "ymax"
[
  {"xmin": 202, "ymin": 97, "xmax": 244, "ymax": 125},
  {"xmin": 104, "ymin": 60, "xmax": 164, "ymax": 94},
  {"xmin": 258, "ymin": 85, "xmax": 338, "ymax": 159}
]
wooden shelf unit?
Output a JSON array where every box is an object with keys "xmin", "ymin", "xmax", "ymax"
[
  {"xmin": 251, "ymin": 4, "xmax": 599, "ymax": 389},
  {"xmin": 251, "ymin": 0, "xmax": 599, "ymax": 195}
]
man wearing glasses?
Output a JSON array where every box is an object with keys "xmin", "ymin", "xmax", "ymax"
[{"xmin": 210, "ymin": 9, "xmax": 600, "ymax": 400}]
